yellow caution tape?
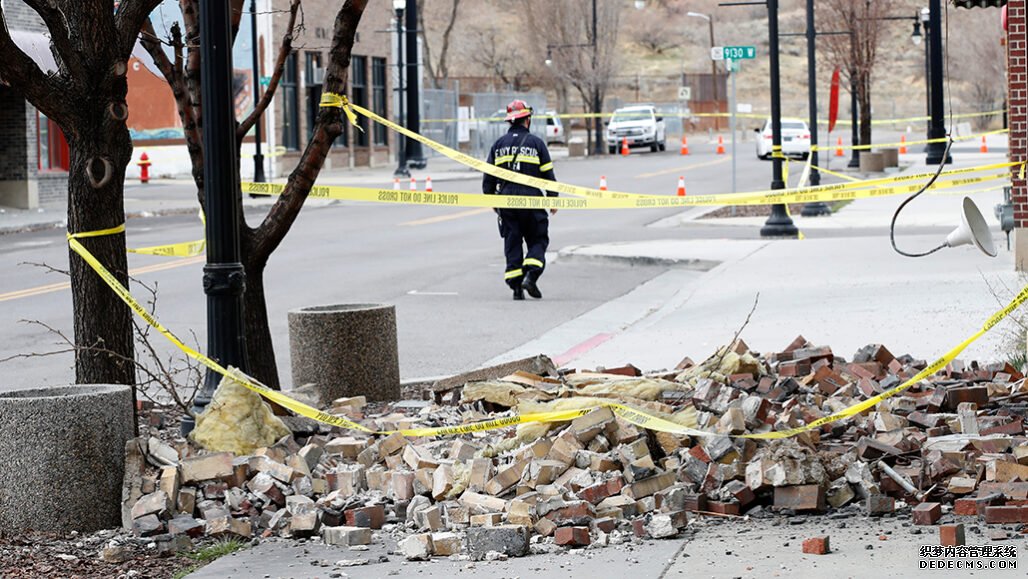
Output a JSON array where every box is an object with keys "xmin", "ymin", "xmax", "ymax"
[
  {"xmin": 341, "ymin": 101, "xmax": 1018, "ymax": 206},
  {"xmin": 127, "ymin": 239, "xmax": 206, "ymax": 258},
  {"xmin": 813, "ymin": 128, "xmax": 1008, "ymax": 153},
  {"xmin": 67, "ymin": 223, "xmax": 1028, "ymax": 440},
  {"xmin": 243, "ymin": 169, "xmax": 1009, "ymax": 210}
]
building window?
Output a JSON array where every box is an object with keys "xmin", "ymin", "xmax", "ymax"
[
  {"xmin": 281, "ymin": 53, "xmax": 299, "ymax": 151},
  {"xmin": 305, "ymin": 51, "xmax": 323, "ymax": 145},
  {"xmin": 351, "ymin": 55, "xmax": 368, "ymax": 146},
  {"xmin": 38, "ymin": 113, "xmax": 69, "ymax": 172},
  {"xmin": 372, "ymin": 57, "xmax": 388, "ymax": 146}
]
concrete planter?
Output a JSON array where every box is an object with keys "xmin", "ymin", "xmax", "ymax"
[
  {"xmin": 0, "ymin": 385, "xmax": 134, "ymax": 534},
  {"xmin": 880, "ymin": 148, "xmax": 899, "ymax": 168},
  {"xmin": 288, "ymin": 304, "xmax": 400, "ymax": 403},
  {"xmin": 859, "ymin": 151, "xmax": 886, "ymax": 173}
]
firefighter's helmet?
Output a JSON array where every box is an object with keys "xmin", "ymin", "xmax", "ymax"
[{"xmin": 504, "ymin": 99, "xmax": 533, "ymax": 122}]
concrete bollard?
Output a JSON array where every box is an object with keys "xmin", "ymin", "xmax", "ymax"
[
  {"xmin": 0, "ymin": 385, "xmax": 134, "ymax": 534},
  {"xmin": 288, "ymin": 304, "xmax": 400, "ymax": 403},
  {"xmin": 859, "ymin": 151, "xmax": 886, "ymax": 173},
  {"xmin": 567, "ymin": 137, "xmax": 586, "ymax": 158},
  {"xmin": 880, "ymin": 148, "xmax": 899, "ymax": 168}
]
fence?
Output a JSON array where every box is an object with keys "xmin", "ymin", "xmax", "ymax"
[{"xmin": 420, "ymin": 90, "xmax": 547, "ymax": 159}]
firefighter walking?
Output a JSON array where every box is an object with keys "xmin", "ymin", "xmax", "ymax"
[{"xmin": 483, "ymin": 100, "xmax": 558, "ymax": 301}]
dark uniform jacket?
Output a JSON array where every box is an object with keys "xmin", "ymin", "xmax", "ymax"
[{"xmin": 482, "ymin": 124, "xmax": 557, "ymax": 214}]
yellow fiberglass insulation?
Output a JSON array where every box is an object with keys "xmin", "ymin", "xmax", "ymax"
[
  {"xmin": 480, "ymin": 396, "xmax": 700, "ymax": 456},
  {"xmin": 190, "ymin": 371, "xmax": 291, "ymax": 454}
]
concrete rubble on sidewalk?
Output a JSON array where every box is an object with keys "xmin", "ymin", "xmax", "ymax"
[{"xmin": 120, "ymin": 340, "xmax": 1028, "ymax": 562}]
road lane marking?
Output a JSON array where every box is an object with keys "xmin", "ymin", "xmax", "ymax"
[
  {"xmin": 0, "ymin": 255, "xmax": 206, "ymax": 303},
  {"xmin": 400, "ymin": 207, "xmax": 490, "ymax": 226},
  {"xmin": 406, "ymin": 290, "xmax": 460, "ymax": 296},
  {"xmin": 634, "ymin": 156, "xmax": 731, "ymax": 179}
]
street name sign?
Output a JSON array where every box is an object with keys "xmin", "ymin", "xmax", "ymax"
[{"xmin": 711, "ymin": 46, "xmax": 756, "ymax": 61}]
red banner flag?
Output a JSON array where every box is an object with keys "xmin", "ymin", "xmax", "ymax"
[{"xmin": 828, "ymin": 68, "xmax": 841, "ymax": 133}]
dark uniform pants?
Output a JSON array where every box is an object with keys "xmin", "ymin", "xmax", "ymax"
[{"xmin": 498, "ymin": 209, "xmax": 549, "ymax": 289}]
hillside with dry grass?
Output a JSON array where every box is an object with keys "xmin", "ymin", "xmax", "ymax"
[{"xmin": 420, "ymin": 0, "xmax": 1005, "ymax": 127}]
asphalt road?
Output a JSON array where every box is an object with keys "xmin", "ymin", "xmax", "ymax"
[{"xmin": 0, "ymin": 141, "xmax": 922, "ymax": 393}]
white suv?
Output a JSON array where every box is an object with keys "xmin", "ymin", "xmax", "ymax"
[
  {"xmin": 606, "ymin": 105, "xmax": 667, "ymax": 153},
  {"xmin": 755, "ymin": 118, "xmax": 811, "ymax": 159}
]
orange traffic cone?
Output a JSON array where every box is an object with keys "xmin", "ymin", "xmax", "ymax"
[
  {"xmin": 899, "ymin": 135, "xmax": 907, "ymax": 154},
  {"xmin": 680, "ymin": 135, "xmax": 690, "ymax": 156},
  {"xmin": 409, "ymin": 177, "xmax": 417, "ymax": 191},
  {"xmin": 981, "ymin": 135, "xmax": 988, "ymax": 153},
  {"xmin": 393, "ymin": 177, "xmax": 400, "ymax": 190},
  {"xmin": 676, "ymin": 176, "xmax": 686, "ymax": 197},
  {"xmin": 621, "ymin": 137, "xmax": 630, "ymax": 156},
  {"xmin": 426, "ymin": 177, "xmax": 433, "ymax": 192},
  {"xmin": 716, "ymin": 135, "xmax": 725, "ymax": 155},
  {"xmin": 835, "ymin": 137, "xmax": 844, "ymax": 157},
  {"xmin": 599, "ymin": 175, "xmax": 608, "ymax": 191}
]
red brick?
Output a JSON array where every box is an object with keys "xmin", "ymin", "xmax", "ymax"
[
  {"xmin": 774, "ymin": 485, "xmax": 826, "ymax": 512},
  {"xmin": 940, "ymin": 524, "xmax": 965, "ymax": 547},
  {"xmin": 984, "ymin": 505, "xmax": 1028, "ymax": 524},
  {"xmin": 707, "ymin": 501, "xmax": 741, "ymax": 515},
  {"xmin": 687, "ymin": 445, "xmax": 711, "ymax": 463},
  {"xmin": 802, "ymin": 536, "xmax": 830, "ymax": 555},
  {"xmin": 631, "ymin": 518, "xmax": 650, "ymax": 538},
  {"xmin": 592, "ymin": 517, "xmax": 616, "ymax": 533},
  {"xmin": 912, "ymin": 502, "xmax": 941, "ymax": 526},
  {"xmin": 546, "ymin": 501, "xmax": 595, "ymax": 522},
  {"xmin": 953, "ymin": 498, "xmax": 978, "ymax": 516},
  {"xmin": 682, "ymin": 493, "xmax": 708, "ymax": 513},
  {"xmin": 344, "ymin": 504, "xmax": 385, "ymax": 529},
  {"xmin": 554, "ymin": 526, "xmax": 591, "ymax": 547}
]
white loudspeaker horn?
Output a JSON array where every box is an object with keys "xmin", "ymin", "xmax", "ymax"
[{"xmin": 945, "ymin": 197, "xmax": 997, "ymax": 257}]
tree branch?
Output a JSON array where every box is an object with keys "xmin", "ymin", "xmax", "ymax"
[
  {"xmin": 23, "ymin": 0, "xmax": 82, "ymax": 78},
  {"xmin": 237, "ymin": 0, "xmax": 300, "ymax": 140},
  {"xmin": 250, "ymin": 0, "xmax": 367, "ymax": 261},
  {"xmin": 0, "ymin": 6, "xmax": 68, "ymax": 123},
  {"xmin": 115, "ymin": 0, "xmax": 165, "ymax": 58}
]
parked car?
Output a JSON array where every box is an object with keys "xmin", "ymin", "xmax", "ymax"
[
  {"xmin": 544, "ymin": 111, "xmax": 565, "ymax": 145},
  {"xmin": 755, "ymin": 118, "xmax": 811, "ymax": 159},
  {"xmin": 605, "ymin": 105, "xmax": 667, "ymax": 153}
]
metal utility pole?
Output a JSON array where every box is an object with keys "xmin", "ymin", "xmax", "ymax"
[
  {"xmin": 405, "ymin": 0, "xmax": 425, "ymax": 169},
  {"xmin": 847, "ymin": 30, "xmax": 860, "ymax": 170},
  {"xmin": 184, "ymin": 0, "xmax": 249, "ymax": 436},
  {"xmin": 760, "ymin": 0, "xmax": 798, "ymax": 237},
  {"xmin": 800, "ymin": 0, "xmax": 831, "ymax": 216},
  {"xmin": 393, "ymin": 2, "xmax": 410, "ymax": 178},
  {"xmin": 249, "ymin": 0, "xmax": 265, "ymax": 183},
  {"xmin": 925, "ymin": 0, "xmax": 951, "ymax": 165},
  {"xmin": 591, "ymin": 0, "xmax": 603, "ymax": 156}
]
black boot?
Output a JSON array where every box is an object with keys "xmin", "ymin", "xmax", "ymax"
[
  {"xmin": 512, "ymin": 286, "xmax": 525, "ymax": 300},
  {"xmin": 521, "ymin": 269, "xmax": 542, "ymax": 299}
]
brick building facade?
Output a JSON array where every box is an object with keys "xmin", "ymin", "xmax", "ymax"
[
  {"xmin": 267, "ymin": 0, "xmax": 396, "ymax": 175},
  {"xmin": 1011, "ymin": 0, "xmax": 1028, "ymax": 268},
  {"xmin": 0, "ymin": 1, "xmax": 70, "ymax": 209}
]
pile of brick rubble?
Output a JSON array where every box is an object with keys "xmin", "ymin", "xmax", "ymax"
[{"xmin": 121, "ymin": 337, "xmax": 1028, "ymax": 561}]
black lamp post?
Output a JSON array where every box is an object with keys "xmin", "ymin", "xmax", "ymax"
[
  {"xmin": 404, "ymin": 0, "xmax": 426, "ymax": 169},
  {"xmin": 590, "ymin": 0, "xmax": 603, "ymax": 156},
  {"xmin": 183, "ymin": 0, "xmax": 249, "ymax": 436},
  {"xmin": 393, "ymin": 0, "xmax": 410, "ymax": 178},
  {"xmin": 759, "ymin": 0, "xmax": 798, "ymax": 237},
  {"xmin": 925, "ymin": 0, "xmax": 951, "ymax": 165},
  {"xmin": 799, "ymin": 0, "xmax": 831, "ymax": 217},
  {"xmin": 250, "ymin": 0, "xmax": 265, "ymax": 183}
]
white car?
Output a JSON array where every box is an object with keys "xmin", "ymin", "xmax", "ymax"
[
  {"xmin": 755, "ymin": 118, "xmax": 811, "ymax": 160},
  {"xmin": 544, "ymin": 111, "xmax": 565, "ymax": 145},
  {"xmin": 605, "ymin": 105, "xmax": 667, "ymax": 153}
]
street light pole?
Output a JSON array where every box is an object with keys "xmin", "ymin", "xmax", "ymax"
[
  {"xmin": 847, "ymin": 30, "xmax": 860, "ymax": 169},
  {"xmin": 393, "ymin": 2, "xmax": 410, "ymax": 178},
  {"xmin": 760, "ymin": 0, "xmax": 798, "ymax": 238},
  {"xmin": 925, "ymin": 0, "xmax": 951, "ymax": 165},
  {"xmin": 591, "ymin": 0, "xmax": 603, "ymax": 156},
  {"xmin": 800, "ymin": 0, "xmax": 831, "ymax": 216},
  {"xmin": 250, "ymin": 0, "xmax": 265, "ymax": 183},
  {"xmin": 183, "ymin": 0, "xmax": 249, "ymax": 436},
  {"xmin": 404, "ymin": 0, "xmax": 425, "ymax": 169}
]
